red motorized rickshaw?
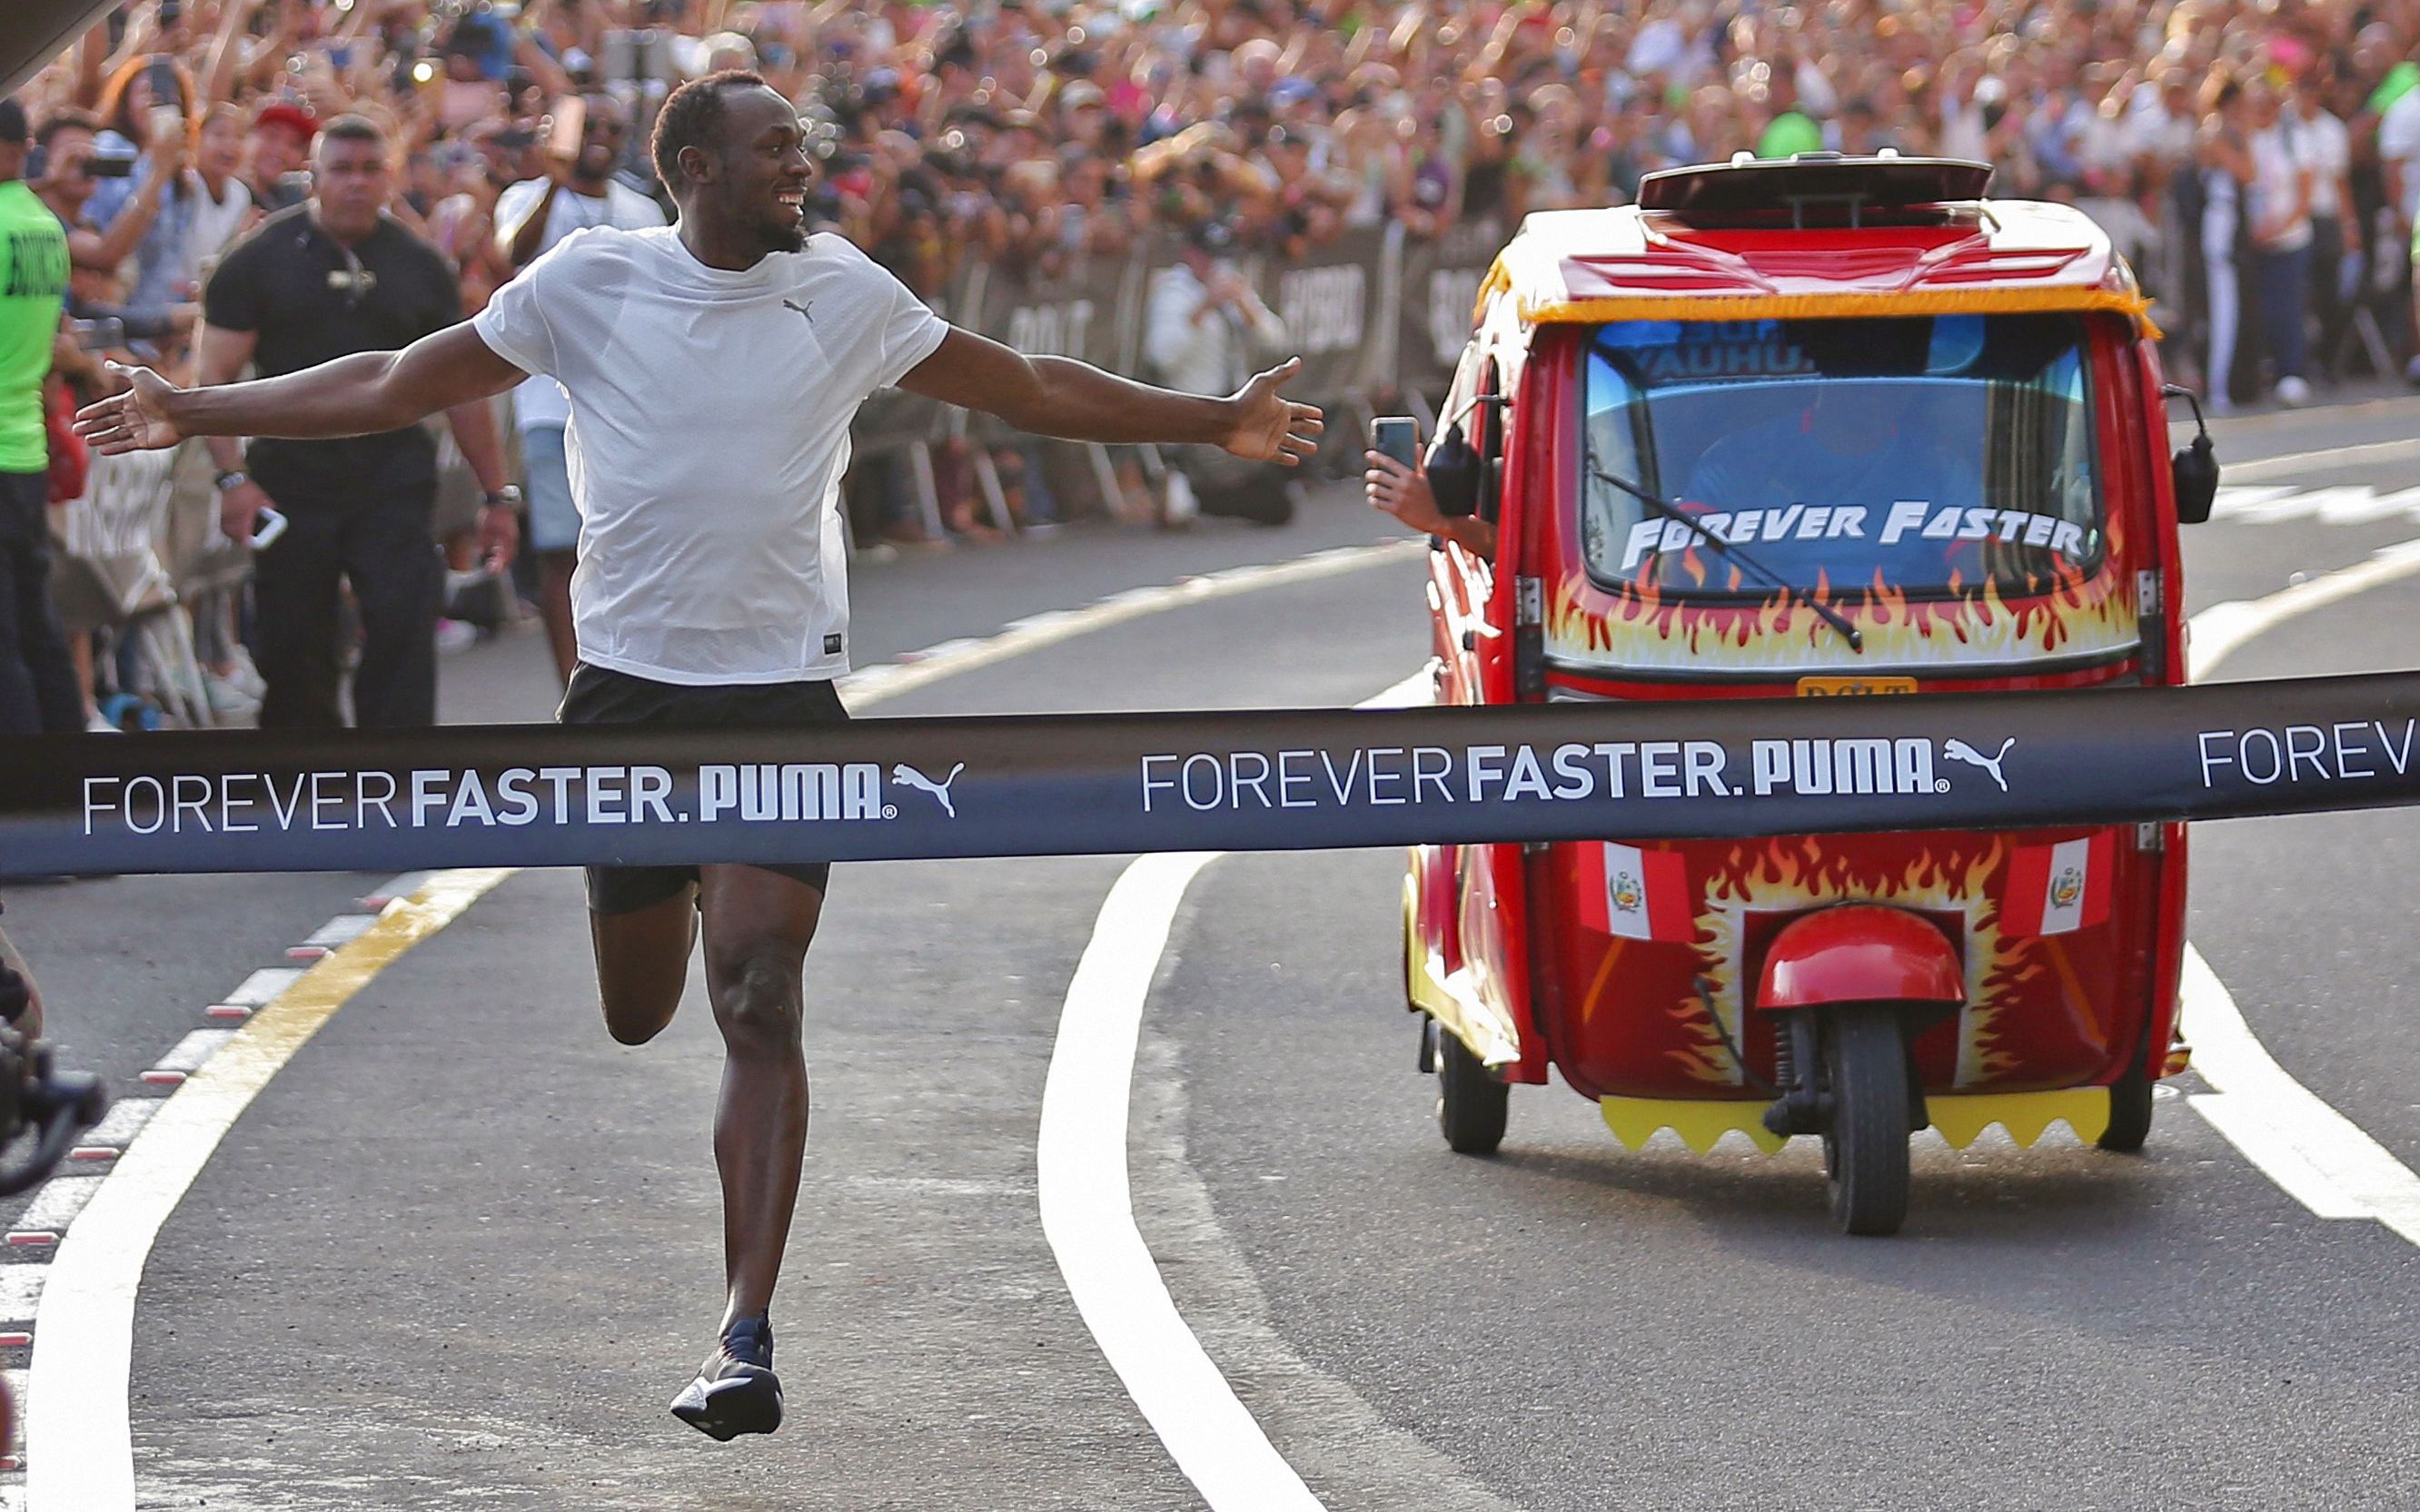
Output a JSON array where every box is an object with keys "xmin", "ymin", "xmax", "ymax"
[{"xmin": 1400, "ymin": 155, "xmax": 2221, "ymax": 1234}]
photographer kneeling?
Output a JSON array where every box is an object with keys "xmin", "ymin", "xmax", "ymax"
[{"xmin": 1145, "ymin": 220, "xmax": 1299, "ymax": 526}]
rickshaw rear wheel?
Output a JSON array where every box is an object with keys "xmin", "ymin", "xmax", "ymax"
[
  {"xmin": 2097, "ymin": 1066, "xmax": 2155, "ymax": 1153},
  {"xmin": 1435, "ymin": 1023, "xmax": 1509, "ymax": 1155},
  {"xmin": 1823, "ymin": 1006, "xmax": 1911, "ymax": 1236}
]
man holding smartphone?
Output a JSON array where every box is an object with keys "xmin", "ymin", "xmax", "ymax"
[
  {"xmin": 0, "ymin": 98, "xmax": 82, "ymax": 738},
  {"xmin": 494, "ymin": 92, "xmax": 664, "ymax": 685},
  {"xmin": 1365, "ymin": 416, "xmax": 1495, "ymax": 559},
  {"xmin": 196, "ymin": 114, "xmax": 516, "ymax": 729}
]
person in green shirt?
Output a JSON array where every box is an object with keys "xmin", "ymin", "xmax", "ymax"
[
  {"xmin": 1757, "ymin": 63, "xmax": 1827, "ymax": 160},
  {"xmin": 0, "ymin": 96, "xmax": 83, "ymax": 736}
]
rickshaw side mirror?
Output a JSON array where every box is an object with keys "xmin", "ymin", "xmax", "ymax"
[
  {"xmin": 1425, "ymin": 423, "xmax": 1483, "ymax": 518},
  {"xmin": 2162, "ymin": 383, "xmax": 2220, "ymax": 526},
  {"xmin": 2172, "ymin": 433, "xmax": 2219, "ymax": 525}
]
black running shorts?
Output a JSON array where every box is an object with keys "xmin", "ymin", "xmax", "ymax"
[{"xmin": 558, "ymin": 661, "xmax": 848, "ymax": 914}]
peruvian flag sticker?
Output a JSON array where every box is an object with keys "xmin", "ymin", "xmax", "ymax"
[
  {"xmin": 1580, "ymin": 841, "xmax": 1693, "ymax": 942},
  {"xmin": 2002, "ymin": 834, "xmax": 2114, "ymax": 936}
]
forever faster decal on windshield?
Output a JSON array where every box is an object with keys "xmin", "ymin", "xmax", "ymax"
[{"xmin": 1619, "ymin": 500, "xmax": 2091, "ymax": 572}]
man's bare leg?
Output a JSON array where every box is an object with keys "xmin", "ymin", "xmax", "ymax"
[
  {"xmin": 694, "ymin": 864, "xmax": 821, "ymax": 1328},
  {"xmin": 589, "ymin": 884, "xmax": 697, "ymax": 1046}
]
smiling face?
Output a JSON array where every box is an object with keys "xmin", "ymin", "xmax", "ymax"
[{"xmin": 679, "ymin": 84, "xmax": 817, "ymax": 256}]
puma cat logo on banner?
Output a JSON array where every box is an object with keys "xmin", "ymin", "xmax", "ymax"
[{"xmin": 891, "ymin": 764, "xmax": 966, "ymax": 818}]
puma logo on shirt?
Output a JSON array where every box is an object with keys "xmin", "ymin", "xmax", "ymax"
[{"xmin": 783, "ymin": 298, "xmax": 815, "ymax": 325}]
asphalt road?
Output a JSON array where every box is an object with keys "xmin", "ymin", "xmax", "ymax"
[{"xmin": 8, "ymin": 397, "xmax": 2420, "ymax": 1509}]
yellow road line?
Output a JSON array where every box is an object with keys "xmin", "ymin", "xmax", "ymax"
[{"xmin": 26, "ymin": 869, "xmax": 512, "ymax": 1510}]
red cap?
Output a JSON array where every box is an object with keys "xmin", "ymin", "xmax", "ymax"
[{"xmin": 251, "ymin": 102, "xmax": 318, "ymax": 142}]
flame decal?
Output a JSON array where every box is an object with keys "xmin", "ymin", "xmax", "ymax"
[
  {"xmin": 1548, "ymin": 555, "xmax": 2137, "ymax": 676},
  {"xmin": 1680, "ymin": 837, "xmax": 2038, "ymax": 1090}
]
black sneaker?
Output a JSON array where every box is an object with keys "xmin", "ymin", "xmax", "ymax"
[{"xmin": 669, "ymin": 1315, "xmax": 783, "ymax": 1440}]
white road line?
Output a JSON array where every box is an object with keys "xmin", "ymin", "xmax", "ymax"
[
  {"xmin": 0, "ymin": 1258, "xmax": 45, "ymax": 1316},
  {"xmin": 840, "ymin": 540, "xmax": 1419, "ymax": 706},
  {"xmin": 2181, "ymin": 949, "xmax": 2417, "ymax": 1235},
  {"xmin": 2215, "ymin": 435, "xmax": 2420, "ymax": 483},
  {"xmin": 1040, "ymin": 851, "xmax": 1316, "ymax": 1509},
  {"xmin": 79, "ymin": 1101, "xmax": 156, "ymax": 1149},
  {"xmin": 2184, "ymin": 538, "xmax": 2420, "ymax": 1247},
  {"xmin": 301, "ymin": 914, "xmax": 378, "ymax": 950},
  {"xmin": 147, "ymin": 1031, "xmax": 234, "ymax": 1076},
  {"xmin": 12, "ymin": 1181, "xmax": 104, "ymax": 1240},
  {"xmin": 217, "ymin": 967, "xmax": 304, "ymax": 1008},
  {"xmin": 1039, "ymin": 667, "xmax": 1432, "ymax": 1512},
  {"xmin": 2189, "ymin": 537, "xmax": 2420, "ymax": 679},
  {"xmin": 0, "ymin": 1270, "xmax": 44, "ymax": 1325},
  {"xmin": 26, "ymin": 870, "xmax": 511, "ymax": 1510},
  {"xmin": 26, "ymin": 539, "xmax": 1424, "ymax": 1512}
]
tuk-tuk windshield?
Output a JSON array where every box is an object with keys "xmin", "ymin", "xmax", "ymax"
[{"xmin": 1581, "ymin": 314, "xmax": 2103, "ymax": 599}]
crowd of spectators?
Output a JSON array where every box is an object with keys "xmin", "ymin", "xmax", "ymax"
[{"xmin": 15, "ymin": 0, "xmax": 2420, "ymax": 731}]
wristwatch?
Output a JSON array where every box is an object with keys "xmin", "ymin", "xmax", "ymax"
[
  {"xmin": 213, "ymin": 469, "xmax": 250, "ymax": 492},
  {"xmin": 482, "ymin": 486, "xmax": 524, "ymax": 509}
]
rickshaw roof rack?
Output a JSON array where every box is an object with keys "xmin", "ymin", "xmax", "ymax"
[
  {"xmin": 1480, "ymin": 173, "xmax": 2154, "ymax": 335},
  {"xmin": 1637, "ymin": 152, "xmax": 1995, "ymax": 230}
]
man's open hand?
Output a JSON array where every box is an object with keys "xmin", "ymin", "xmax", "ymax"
[
  {"xmin": 73, "ymin": 363, "xmax": 187, "ymax": 455},
  {"xmin": 1222, "ymin": 357, "xmax": 1324, "ymax": 465}
]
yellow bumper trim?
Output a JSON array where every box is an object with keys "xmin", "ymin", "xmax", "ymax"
[{"xmin": 1596, "ymin": 1086, "xmax": 2114, "ymax": 1155}]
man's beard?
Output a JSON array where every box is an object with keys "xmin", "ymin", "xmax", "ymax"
[{"xmin": 752, "ymin": 212, "xmax": 808, "ymax": 253}]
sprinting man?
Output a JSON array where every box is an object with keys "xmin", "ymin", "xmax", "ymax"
[{"xmin": 75, "ymin": 71, "xmax": 1322, "ymax": 1441}]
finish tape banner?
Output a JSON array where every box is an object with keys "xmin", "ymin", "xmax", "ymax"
[{"xmin": 5, "ymin": 671, "xmax": 2420, "ymax": 879}]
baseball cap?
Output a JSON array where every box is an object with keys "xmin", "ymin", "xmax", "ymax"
[
  {"xmin": 1059, "ymin": 79, "xmax": 1106, "ymax": 109},
  {"xmin": 253, "ymin": 101, "xmax": 318, "ymax": 142},
  {"xmin": 0, "ymin": 99, "xmax": 27, "ymax": 146}
]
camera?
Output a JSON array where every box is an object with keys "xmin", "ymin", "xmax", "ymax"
[{"xmin": 68, "ymin": 317, "xmax": 127, "ymax": 351}]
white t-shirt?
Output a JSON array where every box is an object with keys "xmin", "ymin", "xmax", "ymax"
[
  {"xmin": 2379, "ymin": 90, "xmax": 2420, "ymax": 224},
  {"xmin": 2295, "ymin": 108, "xmax": 2349, "ymax": 220},
  {"xmin": 472, "ymin": 226, "xmax": 951, "ymax": 686},
  {"xmin": 492, "ymin": 176, "xmax": 668, "ymax": 432},
  {"xmin": 2247, "ymin": 124, "xmax": 2312, "ymax": 252},
  {"xmin": 183, "ymin": 174, "xmax": 253, "ymax": 288}
]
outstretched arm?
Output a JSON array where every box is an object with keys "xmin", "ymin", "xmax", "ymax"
[
  {"xmin": 898, "ymin": 328, "xmax": 1324, "ymax": 463},
  {"xmin": 74, "ymin": 323, "xmax": 529, "ymax": 455}
]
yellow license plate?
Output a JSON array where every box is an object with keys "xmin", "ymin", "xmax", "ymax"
[{"xmin": 1796, "ymin": 676, "xmax": 1919, "ymax": 697}]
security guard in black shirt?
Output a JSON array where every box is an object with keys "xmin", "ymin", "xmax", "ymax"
[{"xmin": 195, "ymin": 114, "xmax": 515, "ymax": 728}]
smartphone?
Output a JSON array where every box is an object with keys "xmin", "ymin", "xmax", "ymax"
[
  {"xmin": 547, "ymin": 94, "xmax": 586, "ymax": 161},
  {"xmin": 68, "ymin": 317, "xmax": 126, "ymax": 351},
  {"xmin": 1371, "ymin": 415, "xmax": 1421, "ymax": 468},
  {"xmin": 146, "ymin": 54, "xmax": 180, "ymax": 110},
  {"xmin": 250, "ymin": 507, "xmax": 289, "ymax": 549}
]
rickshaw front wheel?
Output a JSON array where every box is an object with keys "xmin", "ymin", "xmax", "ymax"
[
  {"xmin": 1434, "ymin": 1023, "xmax": 1509, "ymax": 1156},
  {"xmin": 1822, "ymin": 1006, "xmax": 1912, "ymax": 1237},
  {"xmin": 2097, "ymin": 1066, "xmax": 2156, "ymax": 1153}
]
